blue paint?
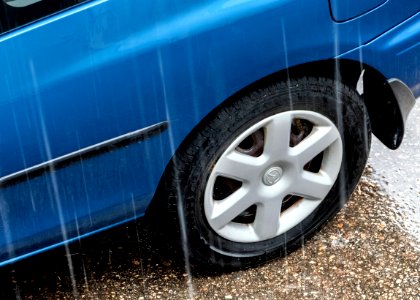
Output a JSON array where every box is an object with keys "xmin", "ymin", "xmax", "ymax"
[{"xmin": 340, "ymin": 12, "xmax": 420, "ymax": 98}]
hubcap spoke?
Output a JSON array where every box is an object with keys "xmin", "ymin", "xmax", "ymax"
[
  {"xmin": 253, "ymin": 199, "xmax": 282, "ymax": 240},
  {"xmin": 290, "ymin": 126, "xmax": 339, "ymax": 167},
  {"xmin": 263, "ymin": 115, "xmax": 292, "ymax": 159},
  {"xmin": 214, "ymin": 151, "xmax": 262, "ymax": 182},
  {"xmin": 209, "ymin": 187, "xmax": 257, "ymax": 230},
  {"xmin": 292, "ymin": 170, "xmax": 333, "ymax": 200}
]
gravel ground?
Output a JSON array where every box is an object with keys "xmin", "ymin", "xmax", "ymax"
[{"xmin": 0, "ymin": 105, "xmax": 418, "ymax": 300}]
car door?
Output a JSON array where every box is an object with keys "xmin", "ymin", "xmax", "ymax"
[{"xmin": 0, "ymin": 0, "xmax": 174, "ymax": 263}]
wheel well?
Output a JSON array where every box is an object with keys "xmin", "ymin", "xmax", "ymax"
[{"xmin": 226, "ymin": 59, "xmax": 404, "ymax": 149}]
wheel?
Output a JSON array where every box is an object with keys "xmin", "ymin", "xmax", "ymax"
[{"xmin": 162, "ymin": 77, "xmax": 370, "ymax": 269}]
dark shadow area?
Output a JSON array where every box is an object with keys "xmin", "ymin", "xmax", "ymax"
[
  {"xmin": 0, "ymin": 217, "xmax": 188, "ymax": 299},
  {"xmin": 0, "ymin": 0, "xmax": 88, "ymax": 35}
]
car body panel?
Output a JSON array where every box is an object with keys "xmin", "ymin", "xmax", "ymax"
[
  {"xmin": 0, "ymin": 0, "xmax": 419, "ymax": 266},
  {"xmin": 340, "ymin": 12, "xmax": 420, "ymax": 97},
  {"xmin": 329, "ymin": 0, "xmax": 387, "ymax": 22}
]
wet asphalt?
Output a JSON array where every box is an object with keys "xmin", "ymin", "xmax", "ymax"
[{"xmin": 0, "ymin": 104, "xmax": 418, "ymax": 300}]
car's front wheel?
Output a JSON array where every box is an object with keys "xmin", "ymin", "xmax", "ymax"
[{"xmin": 162, "ymin": 77, "xmax": 370, "ymax": 269}]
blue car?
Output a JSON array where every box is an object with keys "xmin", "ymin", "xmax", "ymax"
[{"xmin": 0, "ymin": 0, "xmax": 419, "ymax": 269}]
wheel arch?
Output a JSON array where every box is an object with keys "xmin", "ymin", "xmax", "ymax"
[{"xmin": 222, "ymin": 58, "xmax": 408, "ymax": 150}]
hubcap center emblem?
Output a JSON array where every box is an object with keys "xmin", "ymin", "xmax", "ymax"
[{"xmin": 263, "ymin": 166, "xmax": 283, "ymax": 186}]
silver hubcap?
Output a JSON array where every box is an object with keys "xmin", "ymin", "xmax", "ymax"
[{"xmin": 204, "ymin": 111, "xmax": 343, "ymax": 243}]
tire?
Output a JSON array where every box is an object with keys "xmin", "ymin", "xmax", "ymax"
[{"xmin": 160, "ymin": 77, "xmax": 371, "ymax": 269}]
